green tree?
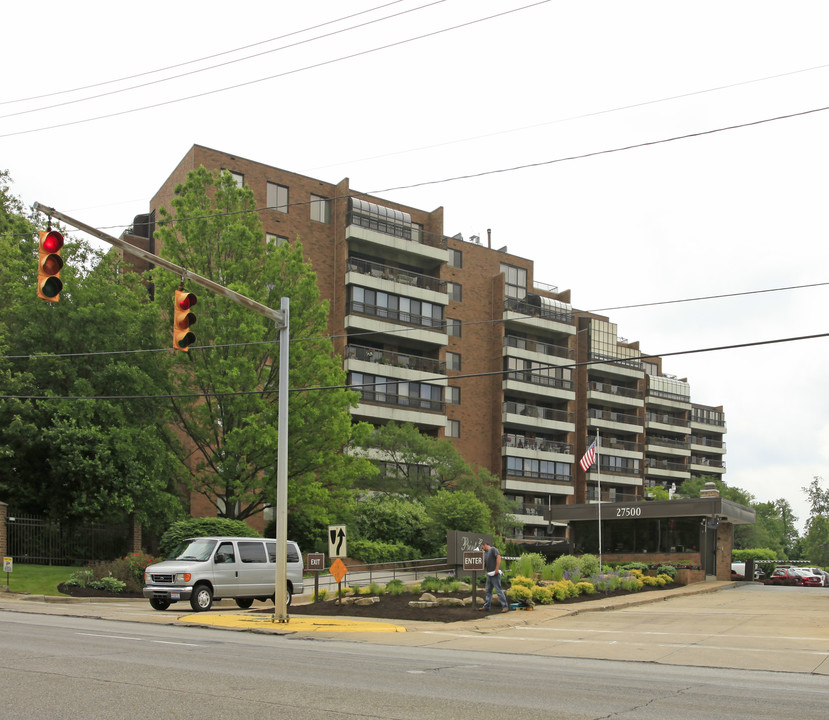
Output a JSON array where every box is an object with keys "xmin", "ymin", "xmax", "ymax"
[
  {"xmin": 153, "ymin": 167, "xmax": 372, "ymax": 539},
  {"xmin": 423, "ymin": 489, "xmax": 492, "ymax": 553},
  {"xmin": 802, "ymin": 476, "xmax": 829, "ymax": 525},
  {"xmin": 801, "ymin": 514, "xmax": 829, "ymax": 567},
  {"xmin": 352, "ymin": 494, "xmax": 431, "ymax": 554},
  {"xmin": 0, "ymin": 171, "xmax": 183, "ymax": 531}
]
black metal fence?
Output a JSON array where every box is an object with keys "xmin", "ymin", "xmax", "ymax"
[{"xmin": 5, "ymin": 511, "xmax": 129, "ymax": 565}]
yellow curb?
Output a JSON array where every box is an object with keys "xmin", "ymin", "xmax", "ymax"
[{"xmin": 178, "ymin": 613, "xmax": 406, "ymax": 633}]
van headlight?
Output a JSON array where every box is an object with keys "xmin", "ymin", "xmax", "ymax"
[{"xmin": 175, "ymin": 573, "xmax": 191, "ymax": 583}]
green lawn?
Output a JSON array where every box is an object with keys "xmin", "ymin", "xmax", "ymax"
[{"xmin": 2, "ymin": 564, "xmax": 73, "ymax": 596}]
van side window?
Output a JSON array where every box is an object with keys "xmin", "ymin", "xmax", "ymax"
[
  {"xmin": 215, "ymin": 542, "xmax": 235, "ymax": 563},
  {"xmin": 238, "ymin": 541, "xmax": 267, "ymax": 563},
  {"xmin": 266, "ymin": 541, "xmax": 300, "ymax": 563}
]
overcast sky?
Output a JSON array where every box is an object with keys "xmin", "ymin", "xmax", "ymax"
[{"xmin": 4, "ymin": 1, "xmax": 829, "ymax": 532}]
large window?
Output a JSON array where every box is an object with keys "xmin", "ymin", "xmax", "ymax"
[
  {"xmin": 267, "ymin": 182, "xmax": 289, "ymax": 212},
  {"xmin": 572, "ymin": 516, "xmax": 702, "ymax": 555},
  {"xmin": 349, "ymin": 372, "xmax": 443, "ymax": 411},
  {"xmin": 310, "ymin": 194, "xmax": 331, "ymax": 223},
  {"xmin": 350, "ymin": 286, "xmax": 444, "ymax": 329},
  {"xmin": 500, "ymin": 263, "xmax": 527, "ymax": 299}
]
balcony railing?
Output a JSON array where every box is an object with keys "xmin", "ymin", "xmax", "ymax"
[
  {"xmin": 355, "ymin": 388, "xmax": 445, "ymax": 413},
  {"xmin": 347, "ymin": 257, "xmax": 446, "ymax": 293},
  {"xmin": 517, "ymin": 503, "xmax": 546, "ymax": 517},
  {"xmin": 645, "ymin": 458, "xmax": 688, "ymax": 473},
  {"xmin": 506, "ymin": 369, "xmax": 573, "ymax": 391},
  {"xmin": 648, "ymin": 389, "xmax": 691, "ymax": 403},
  {"xmin": 647, "ymin": 436, "xmax": 691, "ymax": 451},
  {"xmin": 690, "ymin": 457, "xmax": 726, "ymax": 469},
  {"xmin": 588, "ymin": 381, "xmax": 643, "ymax": 400},
  {"xmin": 586, "ymin": 489, "xmax": 640, "ymax": 503},
  {"xmin": 348, "ymin": 300, "xmax": 445, "ymax": 332},
  {"xmin": 503, "ymin": 297, "xmax": 573, "ymax": 324},
  {"xmin": 504, "ymin": 334, "xmax": 573, "ymax": 360},
  {"xmin": 504, "ymin": 466, "xmax": 572, "ymax": 483},
  {"xmin": 503, "ymin": 401, "xmax": 574, "ymax": 425},
  {"xmin": 589, "ymin": 408, "xmax": 641, "ymax": 425},
  {"xmin": 589, "ymin": 352, "xmax": 644, "ymax": 370},
  {"xmin": 601, "ymin": 437, "xmax": 643, "ymax": 453},
  {"xmin": 502, "ymin": 434, "xmax": 573, "ymax": 455},
  {"xmin": 346, "ymin": 211, "xmax": 447, "ymax": 249},
  {"xmin": 345, "ymin": 344, "xmax": 444, "ymax": 374},
  {"xmin": 690, "ymin": 436, "xmax": 726, "ymax": 450},
  {"xmin": 646, "ymin": 412, "xmax": 690, "ymax": 428}
]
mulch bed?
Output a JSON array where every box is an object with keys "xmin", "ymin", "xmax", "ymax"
[{"xmin": 57, "ymin": 583, "xmax": 143, "ymax": 599}]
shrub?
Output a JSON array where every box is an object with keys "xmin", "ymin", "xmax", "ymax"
[
  {"xmin": 619, "ymin": 561, "xmax": 649, "ymax": 572},
  {"xmin": 125, "ymin": 551, "xmax": 160, "ymax": 584},
  {"xmin": 385, "ymin": 579, "xmax": 407, "ymax": 596},
  {"xmin": 532, "ymin": 585, "xmax": 553, "ymax": 605},
  {"xmin": 89, "ymin": 577, "xmax": 126, "ymax": 593},
  {"xmin": 66, "ymin": 568, "xmax": 94, "ymax": 588},
  {"xmin": 548, "ymin": 580, "xmax": 577, "ymax": 601},
  {"xmin": 579, "ymin": 554, "xmax": 601, "ymax": 578},
  {"xmin": 506, "ymin": 583, "xmax": 532, "ymax": 603},
  {"xmin": 315, "ymin": 588, "xmax": 329, "ymax": 601},
  {"xmin": 510, "ymin": 575, "xmax": 536, "ymax": 589},
  {"xmin": 576, "ymin": 581, "xmax": 596, "ymax": 595},
  {"xmin": 656, "ymin": 564, "xmax": 677, "ymax": 580},
  {"xmin": 159, "ymin": 518, "xmax": 260, "ymax": 557},
  {"xmin": 512, "ymin": 553, "xmax": 546, "ymax": 578},
  {"xmin": 419, "ymin": 576, "xmax": 442, "ymax": 593},
  {"xmin": 732, "ymin": 548, "xmax": 778, "ymax": 563},
  {"xmin": 368, "ymin": 582, "xmax": 384, "ymax": 595},
  {"xmin": 551, "ymin": 555, "xmax": 583, "ymax": 582},
  {"xmin": 591, "ymin": 572, "xmax": 621, "ymax": 593},
  {"xmin": 348, "ymin": 539, "xmax": 421, "ymax": 564},
  {"xmin": 641, "ymin": 575, "xmax": 659, "ymax": 586},
  {"xmin": 657, "ymin": 573, "xmax": 674, "ymax": 586},
  {"xmin": 620, "ymin": 573, "xmax": 644, "ymax": 592}
]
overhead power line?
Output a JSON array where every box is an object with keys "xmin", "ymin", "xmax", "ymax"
[{"xmin": 2, "ymin": 329, "xmax": 829, "ymax": 401}]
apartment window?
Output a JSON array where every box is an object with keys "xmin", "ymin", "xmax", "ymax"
[
  {"xmin": 446, "ymin": 419, "xmax": 460, "ymax": 438},
  {"xmin": 266, "ymin": 233, "xmax": 288, "ymax": 247},
  {"xmin": 267, "ymin": 182, "xmax": 289, "ymax": 213},
  {"xmin": 447, "ymin": 282, "xmax": 462, "ymax": 302},
  {"xmin": 448, "ymin": 248, "xmax": 463, "ymax": 268},
  {"xmin": 310, "ymin": 194, "xmax": 331, "ymax": 223},
  {"xmin": 224, "ymin": 170, "xmax": 244, "ymax": 188},
  {"xmin": 500, "ymin": 263, "xmax": 527, "ymax": 299},
  {"xmin": 446, "ymin": 351, "xmax": 461, "ymax": 371},
  {"xmin": 446, "ymin": 386, "xmax": 460, "ymax": 405},
  {"xmin": 446, "ymin": 317, "xmax": 461, "ymax": 337}
]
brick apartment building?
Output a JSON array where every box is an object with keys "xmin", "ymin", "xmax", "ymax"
[{"xmin": 128, "ymin": 144, "xmax": 727, "ymax": 543}]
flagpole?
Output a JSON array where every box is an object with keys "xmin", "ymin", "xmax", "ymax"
[{"xmin": 596, "ymin": 428, "xmax": 602, "ymax": 570}]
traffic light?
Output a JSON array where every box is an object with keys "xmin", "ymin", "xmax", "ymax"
[
  {"xmin": 173, "ymin": 289, "xmax": 197, "ymax": 351},
  {"xmin": 37, "ymin": 230, "xmax": 64, "ymax": 302}
]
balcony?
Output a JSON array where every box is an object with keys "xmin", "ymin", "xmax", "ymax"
[
  {"xmin": 645, "ymin": 457, "xmax": 690, "ymax": 480},
  {"xmin": 503, "ymin": 335, "xmax": 573, "ymax": 367},
  {"xmin": 351, "ymin": 386, "xmax": 446, "ymax": 428},
  {"xmin": 502, "ymin": 434, "xmax": 573, "ymax": 458},
  {"xmin": 690, "ymin": 436, "xmax": 726, "ymax": 454},
  {"xmin": 586, "ymin": 488, "xmax": 640, "ymax": 503},
  {"xmin": 346, "ymin": 210, "xmax": 447, "ymax": 266},
  {"xmin": 646, "ymin": 388, "xmax": 691, "ymax": 410},
  {"xmin": 502, "ymin": 369, "xmax": 575, "ymax": 401},
  {"xmin": 600, "ymin": 437, "xmax": 644, "ymax": 458},
  {"xmin": 346, "ymin": 300, "xmax": 448, "ymax": 346},
  {"xmin": 645, "ymin": 436, "xmax": 691, "ymax": 457},
  {"xmin": 588, "ymin": 353, "xmax": 645, "ymax": 380},
  {"xmin": 587, "ymin": 380, "xmax": 644, "ymax": 409},
  {"xmin": 588, "ymin": 408, "xmax": 644, "ymax": 433},
  {"xmin": 502, "ymin": 400, "xmax": 575, "ymax": 433},
  {"xmin": 344, "ymin": 344, "xmax": 445, "ymax": 377},
  {"xmin": 346, "ymin": 257, "xmax": 447, "ymax": 296},
  {"xmin": 691, "ymin": 414, "xmax": 727, "ymax": 434},
  {"xmin": 646, "ymin": 411, "xmax": 690, "ymax": 433},
  {"xmin": 513, "ymin": 503, "xmax": 549, "ymax": 525},
  {"xmin": 503, "ymin": 297, "xmax": 576, "ymax": 337},
  {"xmin": 689, "ymin": 456, "xmax": 726, "ymax": 474}
]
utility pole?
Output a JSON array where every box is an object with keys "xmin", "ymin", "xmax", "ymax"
[{"xmin": 33, "ymin": 203, "xmax": 293, "ymax": 622}]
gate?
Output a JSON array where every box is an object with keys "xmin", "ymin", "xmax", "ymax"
[{"xmin": 5, "ymin": 511, "xmax": 129, "ymax": 565}]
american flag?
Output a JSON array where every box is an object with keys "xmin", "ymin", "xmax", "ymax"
[{"xmin": 579, "ymin": 440, "xmax": 597, "ymax": 472}]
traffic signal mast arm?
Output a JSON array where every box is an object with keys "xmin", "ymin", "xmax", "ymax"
[{"xmin": 33, "ymin": 203, "xmax": 285, "ymax": 328}]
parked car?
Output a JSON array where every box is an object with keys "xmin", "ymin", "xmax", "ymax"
[
  {"xmin": 730, "ymin": 562, "xmax": 766, "ymax": 580},
  {"xmin": 143, "ymin": 536, "xmax": 304, "ymax": 612},
  {"xmin": 801, "ymin": 567, "xmax": 829, "ymax": 587},
  {"xmin": 764, "ymin": 567, "xmax": 804, "ymax": 585},
  {"xmin": 793, "ymin": 568, "xmax": 824, "ymax": 588}
]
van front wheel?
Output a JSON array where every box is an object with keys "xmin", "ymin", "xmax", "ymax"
[
  {"xmin": 190, "ymin": 584, "xmax": 213, "ymax": 612},
  {"xmin": 149, "ymin": 598, "xmax": 171, "ymax": 611}
]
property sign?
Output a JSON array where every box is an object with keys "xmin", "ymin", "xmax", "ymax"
[
  {"xmin": 305, "ymin": 552, "xmax": 325, "ymax": 572},
  {"xmin": 462, "ymin": 551, "xmax": 484, "ymax": 572},
  {"xmin": 328, "ymin": 524, "xmax": 347, "ymax": 558},
  {"xmin": 3, "ymin": 557, "xmax": 12, "ymax": 573}
]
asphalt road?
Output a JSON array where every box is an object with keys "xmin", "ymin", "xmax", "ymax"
[{"xmin": 2, "ymin": 608, "xmax": 829, "ymax": 719}]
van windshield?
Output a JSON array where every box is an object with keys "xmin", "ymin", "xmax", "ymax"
[{"xmin": 168, "ymin": 538, "xmax": 217, "ymax": 562}]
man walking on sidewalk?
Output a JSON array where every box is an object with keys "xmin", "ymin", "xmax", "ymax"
[{"xmin": 479, "ymin": 541, "xmax": 509, "ymax": 613}]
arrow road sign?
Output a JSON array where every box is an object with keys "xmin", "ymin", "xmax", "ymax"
[{"xmin": 328, "ymin": 524, "xmax": 347, "ymax": 559}]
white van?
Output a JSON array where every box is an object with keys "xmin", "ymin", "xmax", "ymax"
[{"xmin": 143, "ymin": 536, "xmax": 304, "ymax": 612}]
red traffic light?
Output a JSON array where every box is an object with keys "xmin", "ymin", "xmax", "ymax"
[
  {"xmin": 37, "ymin": 230, "xmax": 64, "ymax": 302},
  {"xmin": 173, "ymin": 289, "xmax": 197, "ymax": 351}
]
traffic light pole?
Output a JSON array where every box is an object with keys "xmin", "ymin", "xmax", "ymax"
[{"xmin": 33, "ymin": 202, "xmax": 293, "ymax": 622}]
